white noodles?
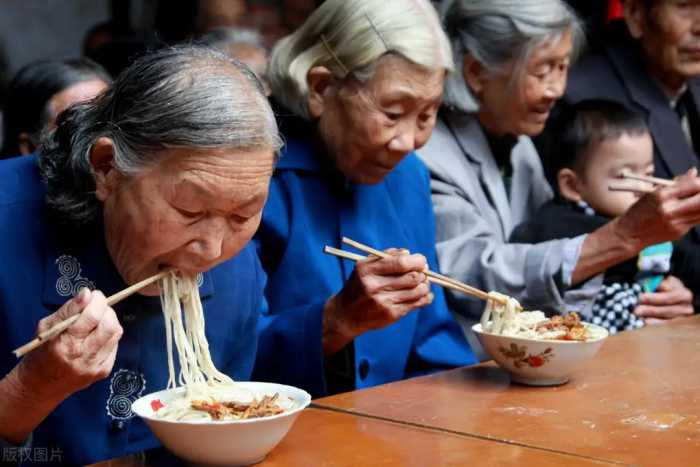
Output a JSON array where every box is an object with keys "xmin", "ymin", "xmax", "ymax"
[
  {"xmin": 480, "ymin": 292, "xmax": 551, "ymax": 339},
  {"xmin": 480, "ymin": 292, "xmax": 523, "ymax": 335},
  {"xmin": 154, "ymin": 273, "xmax": 256, "ymax": 422}
]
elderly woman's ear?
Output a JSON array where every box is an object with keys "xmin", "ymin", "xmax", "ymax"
[
  {"xmin": 90, "ymin": 137, "xmax": 122, "ymax": 202},
  {"xmin": 462, "ymin": 53, "xmax": 486, "ymax": 97},
  {"xmin": 17, "ymin": 132, "xmax": 36, "ymax": 156},
  {"xmin": 307, "ymin": 66, "xmax": 335, "ymax": 118}
]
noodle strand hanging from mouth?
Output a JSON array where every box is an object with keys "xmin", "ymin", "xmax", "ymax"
[{"xmin": 160, "ymin": 272, "xmax": 235, "ymax": 395}]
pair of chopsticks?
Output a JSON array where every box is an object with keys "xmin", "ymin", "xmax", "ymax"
[
  {"xmin": 13, "ymin": 270, "xmax": 171, "ymax": 358},
  {"xmin": 608, "ymin": 171, "xmax": 674, "ymax": 194},
  {"xmin": 324, "ymin": 237, "xmax": 518, "ymax": 309}
]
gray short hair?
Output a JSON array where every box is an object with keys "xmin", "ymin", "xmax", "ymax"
[
  {"xmin": 38, "ymin": 45, "xmax": 281, "ymax": 227},
  {"xmin": 441, "ymin": 0, "xmax": 584, "ymax": 113},
  {"xmin": 267, "ymin": 0, "xmax": 452, "ymax": 119}
]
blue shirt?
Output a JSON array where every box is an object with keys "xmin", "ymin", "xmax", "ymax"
[
  {"xmin": 253, "ymin": 125, "xmax": 477, "ymax": 397},
  {"xmin": 0, "ymin": 156, "xmax": 265, "ymax": 466}
]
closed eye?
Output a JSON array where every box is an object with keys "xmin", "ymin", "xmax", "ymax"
[
  {"xmin": 230, "ymin": 213, "xmax": 254, "ymax": 224},
  {"xmin": 176, "ymin": 207, "xmax": 203, "ymax": 220},
  {"xmin": 384, "ymin": 111, "xmax": 402, "ymax": 121}
]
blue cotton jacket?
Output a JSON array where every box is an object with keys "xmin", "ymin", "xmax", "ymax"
[
  {"xmin": 253, "ymin": 124, "xmax": 477, "ymax": 398},
  {"xmin": 0, "ymin": 156, "xmax": 264, "ymax": 466}
]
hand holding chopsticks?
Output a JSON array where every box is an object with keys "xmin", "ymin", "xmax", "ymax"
[
  {"xmin": 13, "ymin": 270, "xmax": 171, "ymax": 358},
  {"xmin": 325, "ymin": 237, "xmax": 517, "ymax": 309}
]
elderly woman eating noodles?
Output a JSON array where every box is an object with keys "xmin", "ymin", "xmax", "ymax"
[
  {"xmin": 418, "ymin": 0, "xmax": 700, "ymax": 354},
  {"xmin": 252, "ymin": 0, "xmax": 476, "ymax": 397},
  {"xmin": 0, "ymin": 46, "xmax": 280, "ymax": 465}
]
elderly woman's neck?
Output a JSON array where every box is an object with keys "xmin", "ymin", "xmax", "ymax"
[{"xmin": 476, "ymin": 110, "xmax": 514, "ymax": 139}]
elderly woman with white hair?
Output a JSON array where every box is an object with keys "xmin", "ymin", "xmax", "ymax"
[
  {"xmin": 0, "ymin": 46, "xmax": 280, "ymax": 464},
  {"xmin": 252, "ymin": 0, "xmax": 476, "ymax": 397},
  {"xmin": 418, "ymin": 0, "xmax": 700, "ymax": 351}
]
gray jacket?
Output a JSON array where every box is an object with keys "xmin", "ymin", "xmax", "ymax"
[{"xmin": 417, "ymin": 111, "xmax": 598, "ymax": 346}]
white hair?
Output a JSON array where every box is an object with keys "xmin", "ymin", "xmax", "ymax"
[
  {"xmin": 267, "ymin": 0, "xmax": 452, "ymax": 119},
  {"xmin": 441, "ymin": 0, "xmax": 585, "ymax": 113}
]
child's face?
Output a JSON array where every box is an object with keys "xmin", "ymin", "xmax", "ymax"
[{"xmin": 575, "ymin": 132, "xmax": 655, "ymax": 217}]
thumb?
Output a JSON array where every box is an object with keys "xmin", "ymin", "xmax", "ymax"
[
  {"xmin": 40, "ymin": 288, "xmax": 93, "ymax": 332},
  {"xmin": 59, "ymin": 288, "xmax": 92, "ymax": 319}
]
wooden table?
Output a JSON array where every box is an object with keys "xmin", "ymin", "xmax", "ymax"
[
  {"xmin": 91, "ymin": 408, "xmax": 622, "ymax": 467},
  {"xmin": 314, "ymin": 316, "xmax": 700, "ymax": 467}
]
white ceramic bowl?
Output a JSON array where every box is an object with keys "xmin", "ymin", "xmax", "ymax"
[
  {"xmin": 132, "ymin": 381, "xmax": 311, "ymax": 466},
  {"xmin": 472, "ymin": 323, "xmax": 608, "ymax": 386}
]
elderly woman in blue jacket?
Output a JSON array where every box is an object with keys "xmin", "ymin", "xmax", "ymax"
[
  {"xmin": 0, "ymin": 46, "xmax": 280, "ymax": 465},
  {"xmin": 252, "ymin": 0, "xmax": 476, "ymax": 397}
]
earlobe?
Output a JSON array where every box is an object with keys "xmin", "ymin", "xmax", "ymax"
[
  {"xmin": 462, "ymin": 54, "xmax": 484, "ymax": 96},
  {"xmin": 17, "ymin": 133, "xmax": 36, "ymax": 156},
  {"xmin": 557, "ymin": 168, "xmax": 583, "ymax": 203},
  {"xmin": 307, "ymin": 66, "xmax": 334, "ymax": 119},
  {"xmin": 90, "ymin": 137, "xmax": 118, "ymax": 202}
]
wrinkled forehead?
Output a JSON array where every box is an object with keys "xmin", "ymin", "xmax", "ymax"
[
  {"xmin": 147, "ymin": 146, "xmax": 274, "ymax": 196},
  {"xmin": 355, "ymin": 54, "xmax": 445, "ymax": 104}
]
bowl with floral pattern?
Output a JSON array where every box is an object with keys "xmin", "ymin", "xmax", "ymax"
[{"xmin": 472, "ymin": 322, "xmax": 609, "ymax": 386}]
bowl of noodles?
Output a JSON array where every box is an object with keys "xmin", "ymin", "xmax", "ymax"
[
  {"xmin": 472, "ymin": 293, "xmax": 609, "ymax": 386},
  {"xmin": 132, "ymin": 381, "xmax": 311, "ymax": 466},
  {"xmin": 131, "ymin": 272, "xmax": 311, "ymax": 466}
]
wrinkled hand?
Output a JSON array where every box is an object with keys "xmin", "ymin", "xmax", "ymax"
[
  {"xmin": 616, "ymin": 169, "xmax": 700, "ymax": 249},
  {"xmin": 17, "ymin": 288, "xmax": 123, "ymax": 400},
  {"xmin": 634, "ymin": 275, "xmax": 694, "ymax": 324},
  {"xmin": 323, "ymin": 249, "xmax": 433, "ymax": 354}
]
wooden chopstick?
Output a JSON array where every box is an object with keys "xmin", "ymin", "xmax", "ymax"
[
  {"xmin": 13, "ymin": 270, "xmax": 172, "ymax": 358},
  {"xmin": 608, "ymin": 184, "xmax": 655, "ymax": 194},
  {"xmin": 324, "ymin": 246, "xmax": 487, "ymax": 302},
  {"xmin": 340, "ymin": 237, "xmax": 498, "ymax": 302},
  {"xmin": 325, "ymin": 238, "xmax": 516, "ymax": 308},
  {"xmin": 621, "ymin": 171, "xmax": 675, "ymax": 187}
]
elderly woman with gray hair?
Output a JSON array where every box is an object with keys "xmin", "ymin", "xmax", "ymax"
[
  {"xmin": 252, "ymin": 0, "xmax": 476, "ymax": 397},
  {"xmin": 0, "ymin": 45, "xmax": 280, "ymax": 464},
  {"xmin": 418, "ymin": 0, "xmax": 700, "ymax": 352}
]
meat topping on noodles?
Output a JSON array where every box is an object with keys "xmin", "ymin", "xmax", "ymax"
[
  {"xmin": 191, "ymin": 394, "xmax": 285, "ymax": 420},
  {"xmin": 535, "ymin": 313, "xmax": 588, "ymax": 341}
]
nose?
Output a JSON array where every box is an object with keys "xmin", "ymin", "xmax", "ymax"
[
  {"xmin": 388, "ymin": 126, "xmax": 417, "ymax": 154},
  {"xmin": 544, "ymin": 73, "xmax": 567, "ymax": 101},
  {"xmin": 186, "ymin": 218, "xmax": 226, "ymax": 265},
  {"xmin": 692, "ymin": 13, "xmax": 700, "ymax": 35}
]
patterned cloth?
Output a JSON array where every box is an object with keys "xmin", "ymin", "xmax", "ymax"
[
  {"xmin": 590, "ymin": 282, "xmax": 645, "ymax": 333},
  {"xmin": 574, "ymin": 201, "xmax": 672, "ymax": 334}
]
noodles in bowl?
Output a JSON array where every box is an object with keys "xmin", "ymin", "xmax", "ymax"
[
  {"xmin": 132, "ymin": 273, "xmax": 311, "ymax": 465},
  {"xmin": 473, "ymin": 292, "xmax": 608, "ymax": 386},
  {"xmin": 480, "ymin": 292, "xmax": 606, "ymax": 342}
]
